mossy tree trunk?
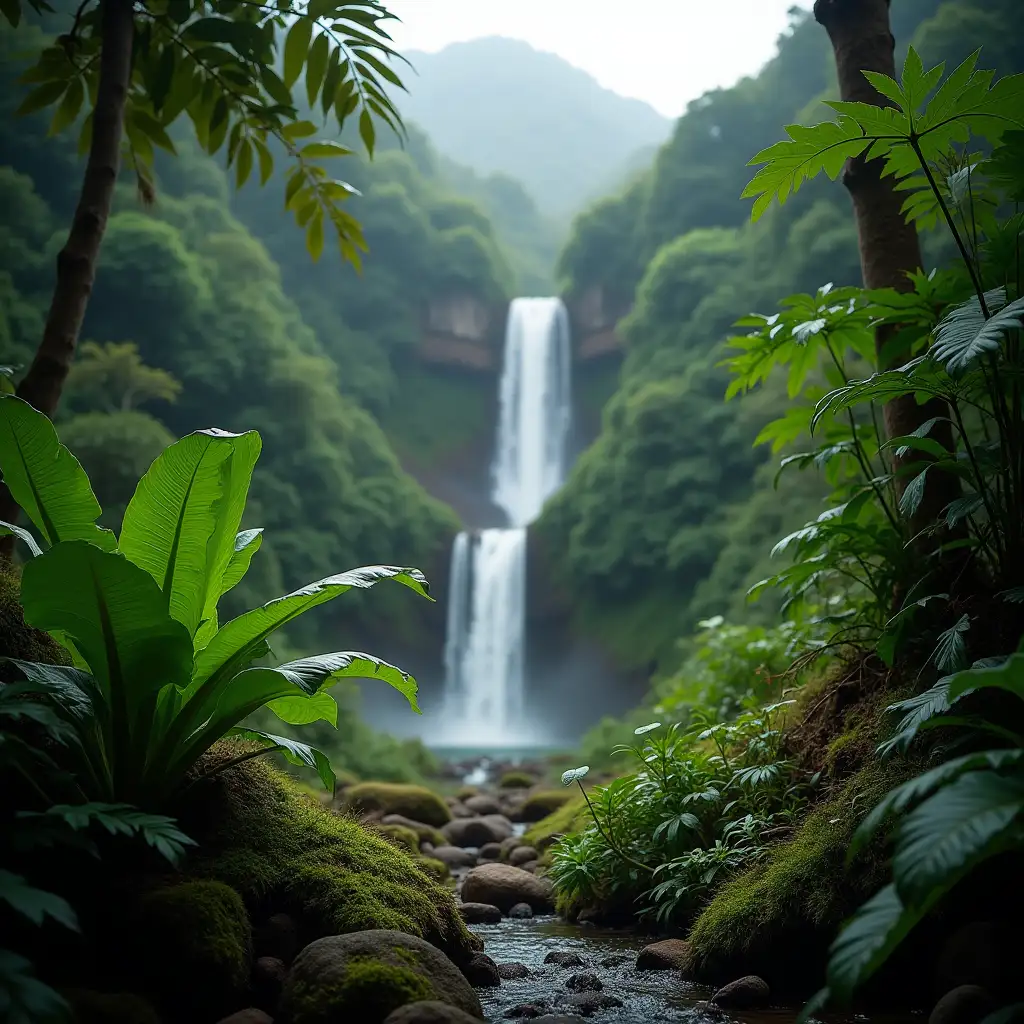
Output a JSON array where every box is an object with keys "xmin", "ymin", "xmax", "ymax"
[
  {"xmin": 813, "ymin": 0, "xmax": 961, "ymax": 551},
  {"xmin": 0, "ymin": 0, "xmax": 134, "ymax": 555}
]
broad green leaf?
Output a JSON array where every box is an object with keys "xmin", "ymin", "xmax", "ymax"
[
  {"xmin": 273, "ymin": 651, "xmax": 419, "ymax": 713},
  {"xmin": 0, "ymin": 951, "xmax": 71, "ymax": 1022},
  {"xmin": 893, "ymin": 771, "xmax": 1024, "ymax": 906},
  {"xmin": 119, "ymin": 429, "xmax": 260, "ymax": 640},
  {"xmin": 825, "ymin": 884, "xmax": 922, "ymax": 1004},
  {"xmin": 268, "ymin": 690, "xmax": 337, "ymax": 727},
  {"xmin": 0, "ymin": 520, "xmax": 42, "ymax": 557},
  {"xmin": 299, "ymin": 140, "xmax": 352, "ymax": 159},
  {"xmin": 49, "ymin": 76, "xmax": 83, "ymax": 134},
  {"xmin": 283, "ymin": 17, "xmax": 312, "ymax": 88},
  {"xmin": 0, "ymin": 660, "xmax": 96, "ymax": 720},
  {"xmin": 218, "ymin": 528, "xmax": 263, "ymax": 601},
  {"xmin": 898, "ymin": 466, "xmax": 929, "ymax": 518},
  {"xmin": 947, "ymin": 651, "xmax": 1024, "ymax": 703},
  {"xmin": 305, "ymin": 31, "xmax": 329, "ymax": 106},
  {"xmin": 20, "ymin": 542, "xmax": 193, "ymax": 715},
  {"xmin": 0, "ymin": 870, "xmax": 78, "ymax": 930},
  {"xmin": 852, "ymin": 748, "xmax": 1023, "ymax": 854},
  {"xmin": 15, "ymin": 80, "xmax": 68, "ymax": 117},
  {"xmin": 190, "ymin": 565, "xmax": 430, "ymax": 696},
  {"xmin": 0, "ymin": 397, "xmax": 115, "ymax": 551},
  {"xmin": 229, "ymin": 727, "xmax": 335, "ymax": 791}
]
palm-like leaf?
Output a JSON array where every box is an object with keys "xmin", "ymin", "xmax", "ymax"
[
  {"xmin": 230, "ymin": 727, "xmax": 336, "ymax": 791},
  {"xmin": 931, "ymin": 290, "xmax": 1024, "ymax": 374}
]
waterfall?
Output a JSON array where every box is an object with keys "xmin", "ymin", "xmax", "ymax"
[{"xmin": 439, "ymin": 298, "xmax": 572, "ymax": 746}]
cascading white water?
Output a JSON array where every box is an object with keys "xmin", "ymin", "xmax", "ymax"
[{"xmin": 438, "ymin": 298, "xmax": 571, "ymax": 746}]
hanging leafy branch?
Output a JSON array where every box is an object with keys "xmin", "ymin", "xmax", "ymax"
[{"xmin": 4, "ymin": 0, "xmax": 407, "ymax": 265}]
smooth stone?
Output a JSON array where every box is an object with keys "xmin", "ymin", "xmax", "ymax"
[
  {"xmin": 564, "ymin": 973, "xmax": 602, "ymax": 992},
  {"xmin": 711, "ymin": 974, "xmax": 770, "ymax": 1010},
  {"xmin": 461, "ymin": 952, "xmax": 500, "ymax": 988},
  {"xmin": 461, "ymin": 863, "xmax": 554, "ymax": 914},
  {"xmin": 478, "ymin": 842, "xmax": 502, "ymax": 860},
  {"xmin": 543, "ymin": 952, "xmax": 586, "ymax": 969},
  {"xmin": 508, "ymin": 902, "xmax": 533, "ymax": 919},
  {"xmin": 508, "ymin": 846, "xmax": 539, "ymax": 867},
  {"xmin": 383, "ymin": 1001, "xmax": 485, "ymax": 1024},
  {"xmin": 464, "ymin": 794, "xmax": 504, "ymax": 816},
  {"xmin": 636, "ymin": 938, "xmax": 693, "ymax": 972},
  {"xmin": 496, "ymin": 963, "xmax": 531, "ymax": 980},
  {"xmin": 431, "ymin": 845, "xmax": 478, "ymax": 868},
  {"xmin": 458, "ymin": 902, "xmax": 502, "ymax": 925},
  {"xmin": 929, "ymin": 986, "xmax": 998, "ymax": 1024}
]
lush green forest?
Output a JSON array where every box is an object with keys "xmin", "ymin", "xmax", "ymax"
[{"xmin": 538, "ymin": 0, "xmax": 1024, "ymax": 677}]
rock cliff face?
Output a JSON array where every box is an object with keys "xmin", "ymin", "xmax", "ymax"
[
  {"xmin": 420, "ymin": 295, "xmax": 502, "ymax": 371},
  {"xmin": 567, "ymin": 285, "xmax": 628, "ymax": 362}
]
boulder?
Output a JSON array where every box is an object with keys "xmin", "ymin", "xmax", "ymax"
[
  {"xmin": 564, "ymin": 974, "xmax": 602, "ymax": 992},
  {"xmin": 381, "ymin": 815, "xmax": 446, "ymax": 845},
  {"xmin": 499, "ymin": 836, "xmax": 522, "ymax": 860},
  {"xmin": 442, "ymin": 816, "xmax": 514, "ymax": 848},
  {"xmin": 543, "ymin": 952, "xmax": 586, "ymax": 969},
  {"xmin": 252, "ymin": 956, "xmax": 287, "ymax": 1011},
  {"xmin": 478, "ymin": 843, "xmax": 502, "ymax": 860},
  {"xmin": 508, "ymin": 903, "xmax": 533, "ymax": 919},
  {"xmin": 711, "ymin": 975, "xmax": 770, "ymax": 1010},
  {"xmin": 458, "ymin": 902, "xmax": 503, "ymax": 925},
  {"xmin": 518, "ymin": 860, "xmax": 540, "ymax": 874},
  {"xmin": 431, "ymin": 845, "xmax": 478, "ymax": 869},
  {"xmin": 509, "ymin": 846, "xmax": 538, "ymax": 867},
  {"xmin": 559, "ymin": 992, "xmax": 622, "ymax": 1016},
  {"xmin": 278, "ymin": 930, "xmax": 482, "ymax": 1023},
  {"xmin": 636, "ymin": 939, "xmax": 693, "ymax": 972},
  {"xmin": 497, "ymin": 963, "xmax": 530, "ymax": 980},
  {"xmin": 929, "ymin": 986, "xmax": 997, "ymax": 1024},
  {"xmin": 464, "ymin": 795, "xmax": 503, "ymax": 816},
  {"xmin": 461, "ymin": 864, "xmax": 554, "ymax": 914},
  {"xmin": 503, "ymin": 1002, "xmax": 550, "ymax": 1018},
  {"xmin": 513, "ymin": 790, "xmax": 572, "ymax": 824},
  {"xmin": 343, "ymin": 783, "xmax": 452, "ymax": 827},
  {"xmin": 461, "ymin": 953, "xmax": 500, "ymax": 988},
  {"xmin": 599, "ymin": 957, "xmax": 625, "ymax": 969},
  {"xmin": 384, "ymin": 1002, "xmax": 484, "ymax": 1024}
]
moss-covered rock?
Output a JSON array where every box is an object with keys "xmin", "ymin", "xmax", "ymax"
[
  {"xmin": 342, "ymin": 783, "xmax": 452, "ymax": 827},
  {"xmin": 686, "ymin": 761, "xmax": 914, "ymax": 994},
  {"xmin": 515, "ymin": 789, "xmax": 574, "ymax": 823},
  {"xmin": 0, "ymin": 562, "xmax": 71, "ymax": 679},
  {"xmin": 497, "ymin": 771, "xmax": 536, "ymax": 789},
  {"xmin": 413, "ymin": 857, "xmax": 451, "ymax": 884},
  {"xmin": 126, "ymin": 879, "xmax": 251, "ymax": 1019},
  {"xmin": 177, "ymin": 748, "xmax": 477, "ymax": 965},
  {"xmin": 278, "ymin": 929, "xmax": 483, "ymax": 1024},
  {"xmin": 379, "ymin": 823, "xmax": 422, "ymax": 853},
  {"xmin": 522, "ymin": 794, "xmax": 588, "ymax": 851},
  {"xmin": 66, "ymin": 989, "xmax": 162, "ymax": 1024}
]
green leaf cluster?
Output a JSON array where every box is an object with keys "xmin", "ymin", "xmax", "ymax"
[{"xmin": 0, "ymin": 395, "xmax": 430, "ymax": 804}]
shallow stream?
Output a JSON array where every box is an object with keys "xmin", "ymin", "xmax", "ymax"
[{"xmin": 470, "ymin": 916, "xmax": 915, "ymax": 1024}]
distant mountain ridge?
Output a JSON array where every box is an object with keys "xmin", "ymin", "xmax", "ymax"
[{"xmin": 396, "ymin": 36, "xmax": 671, "ymax": 220}]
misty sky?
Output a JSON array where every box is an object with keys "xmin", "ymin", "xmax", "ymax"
[{"xmin": 386, "ymin": 1, "xmax": 812, "ymax": 118}]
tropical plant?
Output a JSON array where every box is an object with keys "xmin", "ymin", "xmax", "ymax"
[
  {"xmin": 728, "ymin": 48, "xmax": 1024, "ymax": 669},
  {"xmin": 0, "ymin": 675, "xmax": 193, "ymax": 1022},
  {"xmin": 805, "ymin": 640, "xmax": 1024, "ymax": 1014},
  {"xmin": 0, "ymin": 394, "xmax": 427, "ymax": 805},
  {"xmin": 550, "ymin": 707, "xmax": 814, "ymax": 925},
  {"xmin": 67, "ymin": 340, "xmax": 181, "ymax": 412}
]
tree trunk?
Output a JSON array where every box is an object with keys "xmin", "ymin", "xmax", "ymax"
[
  {"xmin": 814, "ymin": 0, "xmax": 961, "ymax": 541},
  {"xmin": 0, "ymin": 0, "xmax": 134, "ymax": 553}
]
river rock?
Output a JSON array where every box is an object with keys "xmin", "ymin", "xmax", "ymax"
[
  {"xmin": 383, "ymin": 1002, "xmax": 485, "ymax": 1024},
  {"xmin": 381, "ymin": 815, "xmax": 444, "ymax": 842},
  {"xmin": 497, "ymin": 963, "xmax": 531, "ymax": 980},
  {"xmin": 929, "ymin": 986, "xmax": 997, "ymax": 1024},
  {"xmin": 503, "ymin": 1002, "xmax": 550, "ymax": 1018},
  {"xmin": 458, "ymin": 902, "xmax": 503, "ymax": 925},
  {"xmin": 636, "ymin": 938, "xmax": 693, "ymax": 972},
  {"xmin": 252, "ymin": 956, "xmax": 286, "ymax": 1010},
  {"xmin": 508, "ymin": 902, "xmax": 533, "ymax": 919},
  {"xmin": 461, "ymin": 864, "xmax": 554, "ymax": 913},
  {"xmin": 711, "ymin": 975, "xmax": 770, "ymax": 1010},
  {"xmin": 461, "ymin": 953, "xmax": 500, "ymax": 989},
  {"xmin": 599, "ymin": 956, "xmax": 625, "ymax": 969},
  {"xmin": 518, "ymin": 860, "xmax": 540, "ymax": 873},
  {"xmin": 464, "ymin": 794, "xmax": 504, "ymax": 816},
  {"xmin": 559, "ymin": 992, "xmax": 623, "ymax": 1016},
  {"xmin": 279, "ymin": 929, "xmax": 483, "ymax": 1023},
  {"xmin": 479, "ymin": 843, "xmax": 502, "ymax": 860},
  {"xmin": 543, "ymin": 952, "xmax": 586, "ymax": 969},
  {"xmin": 431, "ymin": 845, "xmax": 478, "ymax": 868},
  {"xmin": 565, "ymin": 973, "xmax": 602, "ymax": 992},
  {"xmin": 499, "ymin": 836, "xmax": 522, "ymax": 860},
  {"xmin": 509, "ymin": 846, "xmax": 539, "ymax": 867},
  {"xmin": 442, "ymin": 816, "xmax": 513, "ymax": 848}
]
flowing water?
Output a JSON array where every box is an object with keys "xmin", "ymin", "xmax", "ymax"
[
  {"xmin": 438, "ymin": 298, "xmax": 572, "ymax": 747},
  {"xmin": 471, "ymin": 918, "xmax": 912, "ymax": 1024}
]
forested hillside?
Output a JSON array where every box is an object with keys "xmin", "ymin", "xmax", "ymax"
[
  {"xmin": 539, "ymin": 0, "xmax": 1024, "ymax": 676},
  {"xmin": 396, "ymin": 36, "xmax": 672, "ymax": 220},
  {"xmin": 0, "ymin": 19, "xmax": 520, "ymax": 656}
]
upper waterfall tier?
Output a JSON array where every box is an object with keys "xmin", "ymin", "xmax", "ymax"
[{"xmin": 491, "ymin": 297, "xmax": 572, "ymax": 527}]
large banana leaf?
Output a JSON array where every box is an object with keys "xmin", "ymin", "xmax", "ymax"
[
  {"xmin": 892, "ymin": 769, "xmax": 1024, "ymax": 906},
  {"xmin": 20, "ymin": 542, "xmax": 193, "ymax": 733},
  {"xmin": 119, "ymin": 430, "xmax": 260, "ymax": 639},
  {"xmin": 230, "ymin": 727, "xmax": 336, "ymax": 791},
  {"xmin": 0, "ymin": 397, "xmax": 114, "ymax": 551},
  {"xmin": 218, "ymin": 528, "xmax": 263, "ymax": 600},
  {"xmin": 189, "ymin": 565, "xmax": 430, "ymax": 696},
  {"xmin": 270, "ymin": 652, "xmax": 420, "ymax": 713},
  {"xmin": 268, "ymin": 691, "xmax": 338, "ymax": 727},
  {"xmin": 947, "ymin": 647, "xmax": 1024, "ymax": 703}
]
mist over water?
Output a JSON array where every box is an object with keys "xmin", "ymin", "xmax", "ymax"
[{"xmin": 436, "ymin": 298, "xmax": 572, "ymax": 748}]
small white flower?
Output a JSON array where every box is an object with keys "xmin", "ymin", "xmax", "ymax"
[{"xmin": 561, "ymin": 766, "xmax": 590, "ymax": 786}]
